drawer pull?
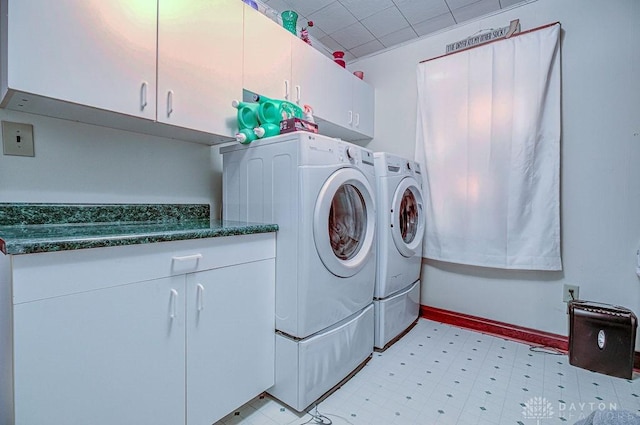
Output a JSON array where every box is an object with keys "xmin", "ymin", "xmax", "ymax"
[
  {"xmin": 172, "ymin": 253, "xmax": 203, "ymax": 262},
  {"xmin": 196, "ymin": 284, "xmax": 205, "ymax": 311},
  {"xmin": 170, "ymin": 289, "xmax": 179, "ymax": 319}
]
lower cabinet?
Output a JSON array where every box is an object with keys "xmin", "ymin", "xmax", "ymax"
[
  {"xmin": 186, "ymin": 260, "xmax": 275, "ymax": 425},
  {"xmin": 13, "ymin": 276, "xmax": 187, "ymax": 425},
  {"xmin": 3, "ymin": 234, "xmax": 276, "ymax": 425}
]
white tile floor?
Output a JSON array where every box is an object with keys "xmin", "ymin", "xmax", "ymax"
[{"xmin": 215, "ymin": 319, "xmax": 640, "ymax": 425}]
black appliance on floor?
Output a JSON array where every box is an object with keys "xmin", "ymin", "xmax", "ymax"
[{"xmin": 569, "ymin": 301, "xmax": 637, "ymax": 379}]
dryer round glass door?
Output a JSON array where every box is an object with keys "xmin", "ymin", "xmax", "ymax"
[
  {"xmin": 314, "ymin": 167, "xmax": 376, "ymax": 277},
  {"xmin": 390, "ymin": 177, "xmax": 424, "ymax": 257}
]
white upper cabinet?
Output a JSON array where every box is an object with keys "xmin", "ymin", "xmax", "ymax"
[
  {"xmin": 2, "ymin": 0, "xmax": 158, "ymax": 120},
  {"xmin": 350, "ymin": 75, "xmax": 375, "ymax": 138},
  {"xmin": 242, "ymin": 7, "xmax": 374, "ymax": 141},
  {"xmin": 290, "ymin": 36, "xmax": 351, "ymax": 126},
  {"xmin": 157, "ymin": 0, "xmax": 243, "ymax": 137},
  {"xmin": 0, "ymin": 1, "xmax": 372, "ymax": 143},
  {"xmin": 243, "ymin": 6, "xmax": 292, "ymax": 101}
]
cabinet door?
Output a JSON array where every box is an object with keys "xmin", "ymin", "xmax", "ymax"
[
  {"xmin": 13, "ymin": 277, "xmax": 185, "ymax": 425},
  {"xmin": 291, "ymin": 37, "xmax": 351, "ymax": 125},
  {"xmin": 243, "ymin": 6, "xmax": 292, "ymax": 100},
  {"xmin": 352, "ymin": 76, "xmax": 375, "ymax": 138},
  {"xmin": 186, "ymin": 259, "xmax": 275, "ymax": 425},
  {"xmin": 157, "ymin": 0, "xmax": 242, "ymax": 136},
  {"xmin": 5, "ymin": 0, "xmax": 157, "ymax": 119}
]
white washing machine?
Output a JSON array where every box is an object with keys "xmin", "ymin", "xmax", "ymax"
[
  {"xmin": 373, "ymin": 152, "xmax": 425, "ymax": 350},
  {"xmin": 221, "ymin": 133, "xmax": 376, "ymax": 412}
]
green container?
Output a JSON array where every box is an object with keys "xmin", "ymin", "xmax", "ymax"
[
  {"xmin": 281, "ymin": 10, "xmax": 298, "ymax": 35},
  {"xmin": 232, "ymin": 100, "xmax": 259, "ymax": 130},
  {"xmin": 254, "ymin": 123, "xmax": 280, "ymax": 139},
  {"xmin": 255, "ymin": 95, "xmax": 303, "ymax": 125},
  {"xmin": 235, "ymin": 128, "xmax": 257, "ymax": 144}
]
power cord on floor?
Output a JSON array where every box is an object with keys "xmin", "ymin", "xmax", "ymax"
[
  {"xmin": 300, "ymin": 404, "xmax": 332, "ymax": 425},
  {"xmin": 528, "ymin": 345, "xmax": 565, "ymax": 355}
]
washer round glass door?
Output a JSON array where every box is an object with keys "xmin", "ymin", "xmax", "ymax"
[
  {"xmin": 390, "ymin": 177, "xmax": 424, "ymax": 257},
  {"xmin": 314, "ymin": 167, "xmax": 375, "ymax": 277}
]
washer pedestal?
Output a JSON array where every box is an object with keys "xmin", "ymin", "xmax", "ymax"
[
  {"xmin": 269, "ymin": 304, "xmax": 374, "ymax": 412},
  {"xmin": 374, "ymin": 281, "xmax": 420, "ymax": 350}
]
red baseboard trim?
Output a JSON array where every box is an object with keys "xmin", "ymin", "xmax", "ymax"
[
  {"xmin": 421, "ymin": 305, "xmax": 640, "ymax": 370},
  {"xmin": 420, "ymin": 305, "xmax": 569, "ymax": 352}
]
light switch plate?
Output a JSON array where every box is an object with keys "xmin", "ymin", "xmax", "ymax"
[{"xmin": 2, "ymin": 121, "xmax": 35, "ymax": 157}]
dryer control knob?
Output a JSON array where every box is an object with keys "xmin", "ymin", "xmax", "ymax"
[
  {"xmin": 346, "ymin": 146, "xmax": 356, "ymax": 160},
  {"xmin": 407, "ymin": 161, "xmax": 412, "ymax": 170}
]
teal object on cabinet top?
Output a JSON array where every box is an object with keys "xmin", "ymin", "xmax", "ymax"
[{"xmin": 281, "ymin": 10, "xmax": 298, "ymax": 35}]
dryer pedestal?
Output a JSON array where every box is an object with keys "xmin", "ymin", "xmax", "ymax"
[
  {"xmin": 268, "ymin": 304, "xmax": 374, "ymax": 412},
  {"xmin": 374, "ymin": 280, "xmax": 420, "ymax": 350}
]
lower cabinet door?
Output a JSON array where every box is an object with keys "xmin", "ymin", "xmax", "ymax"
[
  {"xmin": 13, "ymin": 276, "xmax": 186, "ymax": 425},
  {"xmin": 186, "ymin": 258, "xmax": 275, "ymax": 425}
]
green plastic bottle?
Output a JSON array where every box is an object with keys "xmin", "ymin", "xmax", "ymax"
[
  {"xmin": 254, "ymin": 123, "xmax": 280, "ymax": 139},
  {"xmin": 235, "ymin": 128, "xmax": 258, "ymax": 144},
  {"xmin": 231, "ymin": 100, "xmax": 260, "ymax": 130},
  {"xmin": 254, "ymin": 94, "xmax": 303, "ymax": 125}
]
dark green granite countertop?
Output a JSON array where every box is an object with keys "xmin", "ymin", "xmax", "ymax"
[{"xmin": 0, "ymin": 203, "xmax": 278, "ymax": 255}]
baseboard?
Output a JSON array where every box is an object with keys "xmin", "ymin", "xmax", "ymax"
[
  {"xmin": 420, "ymin": 305, "xmax": 569, "ymax": 352},
  {"xmin": 421, "ymin": 305, "xmax": 640, "ymax": 371}
]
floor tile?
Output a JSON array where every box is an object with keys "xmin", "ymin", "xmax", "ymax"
[{"xmin": 215, "ymin": 319, "xmax": 640, "ymax": 424}]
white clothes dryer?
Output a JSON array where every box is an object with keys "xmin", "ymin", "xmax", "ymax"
[
  {"xmin": 222, "ymin": 133, "xmax": 376, "ymax": 412},
  {"xmin": 373, "ymin": 152, "xmax": 425, "ymax": 350}
]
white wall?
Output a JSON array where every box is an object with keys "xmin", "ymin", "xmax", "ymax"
[
  {"xmin": 351, "ymin": 0, "xmax": 640, "ymax": 341},
  {"xmin": 0, "ymin": 109, "xmax": 220, "ymax": 215}
]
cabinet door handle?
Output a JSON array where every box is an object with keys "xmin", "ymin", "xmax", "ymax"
[
  {"xmin": 172, "ymin": 253, "xmax": 203, "ymax": 262},
  {"xmin": 196, "ymin": 283, "xmax": 205, "ymax": 311},
  {"xmin": 355, "ymin": 112, "xmax": 360, "ymax": 127},
  {"xmin": 295, "ymin": 85, "xmax": 301, "ymax": 104},
  {"xmin": 284, "ymin": 80, "xmax": 290, "ymax": 100},
  {"xmin": 167, "ymin": 90, "xmax": 174, "ymax": 117},
  {"xmin": 348, "ymin": 110, "xmax": 353, "ymax": 125},
  {"xmin": 170, "ymin": 288, "xmax": 179, "ymax": 319},
  {"xmin": 140, "ymin": 82, "xmax": 148, "ymax": 111}
]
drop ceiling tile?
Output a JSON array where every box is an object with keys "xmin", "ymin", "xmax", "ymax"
[
  {"xmin": 258, "ymin": 0, "xmax": 531, "ymax": 60},
  {"xmin": 330, "ymin": 22, "xmax": 375, "ymax": 50},
  {"xmin": 309, "ymin": 1, "xmax": 358, "ymax": 34},
  {"xmin": 343, "ymin": 51, "xmax": 356, "ymax": 62},
  {"xmin": 379, "ymin": 26, "xmax": 419, "ymax": 48},
  {"xmin": 349, "ymin": 39, "xmax": 385, "ymax": 58},
  {"xmin": 262, "ymin": 0, "xmax": 294, "ymax": 18},
  {"xmin": 319, "ymin": 35, "xmax": 349, "ymax": 53},
  {"xmin": 451, "ymin": 0, "xmax": 501, "ymax": 23},
  {"xmin": 307, "ymin": 24, "xmax": 328, "ymax": 41},
  {"xmin": 499, "ymin": 0, "xmax": 527, "ymax": 7},
  {"xmin": 361, "ymin": 6, "xmax": 411, "ymax": 39},
  {"xmin": 412, "ymin": 12, "xmax": 456, "ymax": 37},
  {"xmin": 394, "ymin": 0, "xmax": 450, "ymax": 25},
  {"xmin": 445, "ymin": 0, "xmax": 479, "ymax": 9},
  {"xmin": 338, "ymin": 0, "xmax": 396, "ymax": 20},
  {"xmin": 281, "ymin": 0, "xmax": 336, "ymax": 17}
]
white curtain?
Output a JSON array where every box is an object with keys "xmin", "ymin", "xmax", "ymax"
[{"xmin": 415, "ymin": 23, "xmax": 561, "ymax": 270}]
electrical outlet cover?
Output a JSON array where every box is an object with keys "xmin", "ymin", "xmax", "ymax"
[
  {"xmin": 563, "ymin": 284, "xmax": 580, "ymax": 303},
  {"xmin": 2, "ymin": 121, "xmax": 35, "ymax": 157}
]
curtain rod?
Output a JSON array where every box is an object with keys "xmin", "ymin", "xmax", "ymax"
[{"xmin": 419, "ymin": 21, "xmax": 560, "ymax": 64}]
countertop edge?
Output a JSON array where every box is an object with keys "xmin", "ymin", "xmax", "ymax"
[{"xmin": 0, "ymin": 224, "xmax": 279, "ymax": 256}]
